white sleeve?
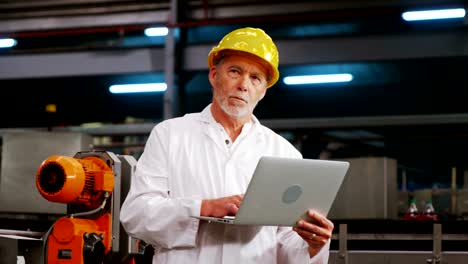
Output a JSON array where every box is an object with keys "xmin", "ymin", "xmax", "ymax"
[
  {"xmin": 120, "ymin": 124, "xmax": 201, "ymax": 248},
  {"xmin": 309, "ymin": 240, "xmax": 330, "ymax": 264},
  {"xmin": 276, "ymin": 226, "xmax": 330, "ymax": 264}
]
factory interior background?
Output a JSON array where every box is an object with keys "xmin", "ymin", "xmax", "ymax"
[{"xmin": 0, "ymin": 0, "xmax": 467, "ymax": 263}]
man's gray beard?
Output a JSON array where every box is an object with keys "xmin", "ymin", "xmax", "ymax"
[{"xmin": 215, "ymin": 93, "xmax": 258, "ymax": 119}]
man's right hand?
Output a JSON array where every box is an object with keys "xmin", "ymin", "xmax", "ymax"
[{"xmin": 201, "ymin": 194, "xmax": 244, "ymax": 217}]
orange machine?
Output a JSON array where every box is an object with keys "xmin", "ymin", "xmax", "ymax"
[{"xmin": 36, "ymin": 151, "xmax": 142, "ymax": 264}]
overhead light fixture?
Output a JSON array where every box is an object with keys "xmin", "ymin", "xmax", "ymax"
[
  {"xmin": 0, "ymin": 38, "xmax": 17, "ymax": 48},
  {"xmin": 144, "ymin": 27, "xmax": 169, "ymax": 37},
  {"xmin": 402, "ymin": 8, "xmax": 466, "ymax": 21},
  {"xmin": 109, "ymin": 83, "xmax": 167, "ymax": 94},
  {"xmin": 283, "ymin": 74, "xmax": 353, "ymax": 85}
]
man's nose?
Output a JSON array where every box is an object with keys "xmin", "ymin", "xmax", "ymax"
[{"xmin": 237, "ymin": 74, "xmax": 249, "ymax": 92}]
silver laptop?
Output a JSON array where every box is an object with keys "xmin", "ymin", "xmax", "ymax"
[{"xmin": 193, "ymin": 156, "xmax": 349, "ymax": 226}]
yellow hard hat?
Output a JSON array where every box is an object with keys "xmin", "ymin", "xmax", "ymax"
[{"xmin": 207, "ymin": 27, "xmax": 280, "ymax": 88}]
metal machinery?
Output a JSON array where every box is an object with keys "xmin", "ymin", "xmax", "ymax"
[{"xmin": 35, "ymin": 150, "xmax": 145, "ymax": 264}]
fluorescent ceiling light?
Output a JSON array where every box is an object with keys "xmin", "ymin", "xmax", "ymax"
[
  {"xmin": 144, "ymin": 27, "xmax": 169, "ymax": 37},
  {"xmin": 402, "ymin": 8, "xmax": 466, "ymax": 21},
  {"xmin": 0, "ymin": 38, "xmax": 17, "ymax": 48},
  {"xmin": 283, "ymin": 74, "xmax": 353, "ymax": 85},
  {"xmin": 109, "ymin": 83, "xmax": 167, "ymax": 94}
]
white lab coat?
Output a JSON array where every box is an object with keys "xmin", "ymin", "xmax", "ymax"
[{"xmin": 120, "ymin": 104, "xmax": 330, "ymax": 264}]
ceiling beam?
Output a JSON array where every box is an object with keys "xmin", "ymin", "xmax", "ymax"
[
  {"xmin": 185, "ymin": 30, "xmax": 468, "ymax": 70},
  {"xmin": 0, "ymin": 29, "xmax": 466, "ymax": 80},
  {"xmin": 0, "ymin": 10, "xmax": 168, "ymax": 33},
  {"xmin": 0, "ymin": 48, "xmax": 165, "ymax": 79}
]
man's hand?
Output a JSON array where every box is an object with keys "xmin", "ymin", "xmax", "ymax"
[
  {"xmin": 201, "ymin": 194, "xmax": 244, "ymax": 217},
  {"xmin": 293, "ymin": 210, "xmax": 334, "ymax": 258}
]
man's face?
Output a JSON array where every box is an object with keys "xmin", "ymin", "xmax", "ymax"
[{"xmin": 209, "ymin": 54, "xmax": 269, "ymax": 119}]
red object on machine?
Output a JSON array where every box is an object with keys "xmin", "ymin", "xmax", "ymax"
[
  {"xmin": 36, "ymin": 155, "xmax": 114, "ymax": 209},
  {"xmin": 47, "ymin": 214, "xmax": 112, "ymax": 263},
  {"xmin": 404, "ymin": 198, "xmax": 439, "ymax": 222},
  {"xmin": 36, "ymin": 155, "xmax": 115, "ymax": 263}
]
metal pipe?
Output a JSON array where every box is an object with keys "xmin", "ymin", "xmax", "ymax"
[
  {"xmin": 451, "ymin": 167, "xmax": 457, "ymax": 215},
  {"xmin": 0, "ymin": 229, "xmax": 44, "ymax": 238}
]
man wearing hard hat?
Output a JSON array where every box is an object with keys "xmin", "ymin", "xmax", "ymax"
[{"xmin": 121, "ymin": 27, "xmax": 333, "ymax": 263}]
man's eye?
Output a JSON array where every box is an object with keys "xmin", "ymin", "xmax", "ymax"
[{"xmin": 252, "ymin": 75, "xmax": 262, "ymax": 83}]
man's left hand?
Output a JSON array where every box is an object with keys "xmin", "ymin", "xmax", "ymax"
[{"xmin": 293, "ymin": 210, "xmax": 334, "ymax": 258}]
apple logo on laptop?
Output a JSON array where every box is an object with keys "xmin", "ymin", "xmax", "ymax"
[{"xmin": 282, "ymin": 184, "xmax": 302, "ymax": 204}]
